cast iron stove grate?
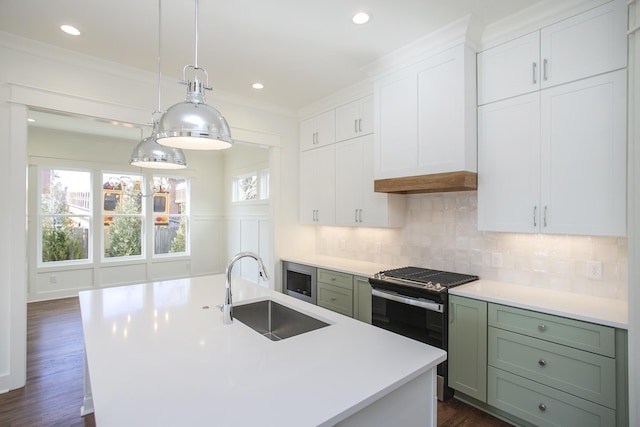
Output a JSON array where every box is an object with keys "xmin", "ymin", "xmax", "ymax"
[{"xmin": 380, "ymin": 266, "xmax": 478, "ymax": 289}]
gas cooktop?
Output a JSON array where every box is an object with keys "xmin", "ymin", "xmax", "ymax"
[{"xmin": 370, "ymin": 266, "xmax": 478, "ymax": 293}]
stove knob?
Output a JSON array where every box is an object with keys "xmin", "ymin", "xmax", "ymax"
[
  {"xmin": 434, "ymin": 283, "xmax": 444, "ymax": 291},
  {"xmin": 425, "ymin": 281, "xmax": 434, "ymax": 290}
]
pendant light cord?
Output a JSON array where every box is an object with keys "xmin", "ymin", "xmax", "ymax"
[
  {"xmin": 194, "ymin": 0, "xmax": 199, "ymax": 69},
  {"xmin": 155, "ymin": 0, "xmax": 163, "ymax": 117}
]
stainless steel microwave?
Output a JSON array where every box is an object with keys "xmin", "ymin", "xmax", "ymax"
[{"xmin": 282, "ymin": 261, "xmax": 316, "ymax": 304}]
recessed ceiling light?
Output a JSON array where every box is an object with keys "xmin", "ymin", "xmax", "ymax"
[
  {"xmin": 352, "ymin": 12, "xmax": 370, "ymax": 25},
  {"xmin": 60, "ymin": 25, "xmax": 81, "ymax": 36},
  {"xmin": 252, "ymin": 83, "xmax": 264, "ymax": 90},
  {"xmin": 27, "ymin": 118, "xmax": 35, "ymax": 123}
]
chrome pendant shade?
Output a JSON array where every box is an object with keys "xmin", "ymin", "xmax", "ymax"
[
  {"xmin": 157, "ymin": 73, "xmax": 232, "ymax": 150},
  {"xmin": 157, "ymin": 0, "xmax": 233, "ymax": 150},
  {"xmin": 130, "ymin": 121, "xmax": 187, "ymax": 169}
]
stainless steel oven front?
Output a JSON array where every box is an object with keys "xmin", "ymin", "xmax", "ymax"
[
  {"xmin": 371, "ymin": 287, "xmax": 450, "ymax": 400},
  {"xmin": 282, "ymin": 261, "xmax": 317, "ymax": 304}
]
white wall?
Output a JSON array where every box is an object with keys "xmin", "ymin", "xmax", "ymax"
[
  {"xmin": 222, "ymin": 144, "xmax": 272, "ymax": 286},
  {"xmin": 0, "ymin": 32, "xmax": 301, "ymax": 392}
]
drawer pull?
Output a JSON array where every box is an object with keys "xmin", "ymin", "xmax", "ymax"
[
  {"xmin": 330, "ymin": 297, "xmax": 337, "ymax": 301},
  {"xmin": 538, "ymin": 403, "xmax": 547, "ymax": 412},
  {"xmin": 538, "ymin": 359, "xmax": 546, "ymax": 367},
  {"xmin": 538, "ymin": 324, "xmax": 547, "ymax": 332},
  {"xmin": 330, "ymin": 277, "xmax": 336, "ymax": 281}
]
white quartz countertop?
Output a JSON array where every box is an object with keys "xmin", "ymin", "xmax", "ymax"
[
  {"xmin": 280, "ymin": 254, "xmax": 397, "ymax": 277},
  {"xmin": 450, "ymin": 280, "xmax": 628, "ymax": 329},
  {"xmin": 79, "ymin": 275, "xmax": 446, "ymax": 427}
]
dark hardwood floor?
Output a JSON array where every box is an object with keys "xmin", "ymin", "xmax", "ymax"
[
  {"xmin": 0, "ymin": 298, "xmax": 95, "ymax": 427},
  {"xmin": 0, "ymin": 297, "xmax": 511, "ymax": 427}
]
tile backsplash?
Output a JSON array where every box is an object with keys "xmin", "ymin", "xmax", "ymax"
[{"xmin": 315, "ymin": 192, "xmax": 628, "ymax": 300}]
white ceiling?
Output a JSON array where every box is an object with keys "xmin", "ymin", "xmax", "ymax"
[{"xmin": 0, "ymin": 0, "xmax": 545, "ymax": 113}]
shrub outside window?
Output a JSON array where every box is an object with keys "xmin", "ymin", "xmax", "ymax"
[
  {"xmin": 102, "ymin": 173, "xmax": 143, "ymax": 259},
  {"xmin": 39, "ymin": 168, "xmax": 91, "ymax": 264},
  {"xmin": 152, "ymin": 176, "xmax": 189, "ymax": 256}
]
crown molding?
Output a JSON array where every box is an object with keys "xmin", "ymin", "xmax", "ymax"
[
  {"xmin": 297, "ymin": 79, "xmax": 374, "ymax": 119},
  {"xmin": 361, "ymin": 14, "xmax": 484, "ymax": 81},
  {"xmin": 479, "ymin": 0, "xmax": 610, "ymax": 51}
]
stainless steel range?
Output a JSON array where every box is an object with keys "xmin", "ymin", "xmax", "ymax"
[{"xmin": 369, "ymin": 266, "xmax": 478, "ymax": 401}]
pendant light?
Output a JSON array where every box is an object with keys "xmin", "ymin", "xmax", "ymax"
[
  {"xmin": 130, "ymin": 0, "xmax": 187, "ymax": 169},
  {"xmin": 157, "ymin": 0, "xmax": 233, "ymax": 150}
]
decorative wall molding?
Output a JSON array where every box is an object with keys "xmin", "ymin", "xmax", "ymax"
[{"xmin": 362, "ymin": 14, "xmax": 483, "ymax": 80}]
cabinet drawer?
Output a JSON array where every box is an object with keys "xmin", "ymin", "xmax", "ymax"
[
  {"xmin": 488, "ymin": 367, "xmax": 615, "ymax": 427},
  {"xmin": 318, "ymin": 282, "xmax": 353, "ymax": 317},
  {"xmin": 488, "ymin": 303, "xmax": 615, "ymax": 357},
  {"xmin": 488, "ymin": 328, "xmax": 615, "ymax": 408},
  {"xmin": 318, "ymin": 269, "xmax": 353, "ymax": 290}
]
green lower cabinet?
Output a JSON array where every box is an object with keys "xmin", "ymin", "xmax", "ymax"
[
  {"xmin": 488, "ymin": 327, "xmax": 616, "ymax": 408},
  {"xmin": 317, "ymin": 282, "xmax": 353, "ymax": 316},
  {"xmin": 484, "ymin": 303, "xmax": 628, "ymax": 427},
  {"xmin": 615, "ymin": 329, "xmax": 629, "ymax": 427},
  {"xmin": 448, "ymin": 295, "xmax": 488, "ymax": 402},
  {"xmin": 317, "ymin": 268, "xmax": 354, "ymax": 316},
  {"xmin": 353, "ymin": 276, "xmax": 372, "ymax": 324},
  {"xmin": 313, "ymin": 269, "xmax": 373, "ymax": 322},
  {"xmin": 488, "ymin": 303, "xmax": 615, "ymax": 357},
  {"xmin": 488, "ymin": 367, "xmax": 615, "ymax": 427}
]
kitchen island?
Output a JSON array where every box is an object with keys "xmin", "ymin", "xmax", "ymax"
[{"xmin": 79, "ymin": 275, "xmax": 446, "ymax": 426}]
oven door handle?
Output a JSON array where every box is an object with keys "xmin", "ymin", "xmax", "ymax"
[{"xmin": 372, "ymin": 288, "xmax": 443, "ymax": 313}]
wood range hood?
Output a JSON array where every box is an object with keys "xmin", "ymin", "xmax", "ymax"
[{"xmin": 374, "ymin": 171, "xmax": 477, "ymax": 194}]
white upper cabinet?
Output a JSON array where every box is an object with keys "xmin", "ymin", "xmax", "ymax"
[
  {"xmin": 477, "ymin": 32, "xmax": 540, "ymax": 105},
  {"xmin": 300, "ymin": 110, "xmax": 336, "ymax": 152},
  {"xmin": 299, "ymin": 145, "xmax": 336, "ymax": 225},
  {"xmin": 375, "ymin": 67, "xmax": 418, "ymax": 177},
  {"xmin": 540, "ymin": 1, "xmax": 627, "ymax": 89},
  {"xmin": 478, "ymin": 93, "xmax": 541, "ymax": 233},
  {"xmin": 335, "ymin": 96, "xmax": 374, "ymax": 142},
  {"xmin": 335, "ymin": 135, "xmax": 405, "ymax": 227},
  {"xmin": 540, "ymin": 70, "xmax": 626, "ymax": 236},
  {"xmin": 374, "ymin": 43, "xmax": 477, "ymax": 180},
  {"xmin": 479, "ymin": 70, "xmax": 627, "ymax": 236},
  {"xmin": 478, "ymin": 1, "xmax": 627, "ymax": 106},
  {"xmin": 477, "ymin": 0, "xmax": 628, "ymax": 237}
]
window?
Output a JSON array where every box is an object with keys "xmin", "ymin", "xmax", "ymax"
[
  {"xmin": 102, "ymin": 173, "xmax": 143, "ymax": 259},
  {"xmin": 37, "ymin": 168, "xmax": 190, "ymax": 265},
  {"xmin": 39, "ymin": 168, "xmax": 92, "ymax": 264},
  {"xmin": 232, "ymin": 169, "xmax": 269, "ymax": 202},
  {"xmin": 152, "ymin": 176, "xmax": 189, "ymax": 256}
]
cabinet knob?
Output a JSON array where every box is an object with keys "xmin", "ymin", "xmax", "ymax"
[
  {"xmin": 330, "ymin": 277, "xmax": 336, "ymax": 281},
  {"xmin": 538, "ymin": 324, "xmax": 547, "ymax": 332},
  {"xmin": 330, "ymin": 297, "xmax": 337, "ymax": 301},
  {"xmin": 538, "ymin": 359, "xmax": 546, "ymax": 367},
  {"xmin": 538, "ymin": 403, "xmax": 547, "ymax": 412}
]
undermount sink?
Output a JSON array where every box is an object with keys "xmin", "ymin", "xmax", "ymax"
[{"xmin": 234, "ymin": 299, "xmax": 330, "ymax": 341}]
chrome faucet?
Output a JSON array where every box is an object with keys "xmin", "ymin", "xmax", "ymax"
[{"xmin": 223, "ymin": 252, "xmax": 269, "ymax": 324}]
